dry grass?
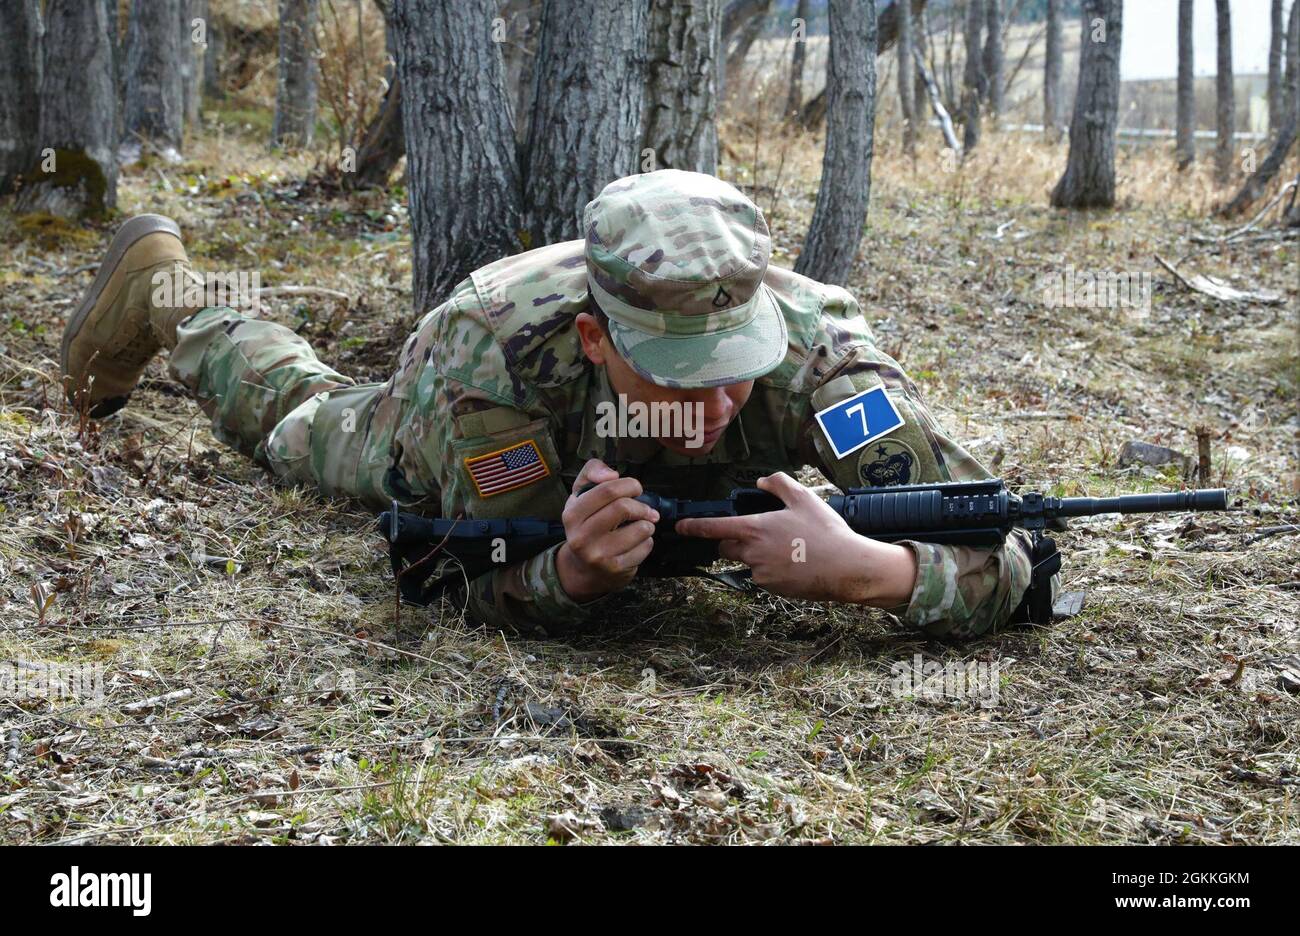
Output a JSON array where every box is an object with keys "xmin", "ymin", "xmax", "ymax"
[{"xmin": 0, "ymin": 91, "xmax": 1297, "ymax": 844}]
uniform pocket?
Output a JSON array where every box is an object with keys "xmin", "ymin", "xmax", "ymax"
[{"xmin": 447, "ymin": 416, "xmax": 569, "ymax": 519}]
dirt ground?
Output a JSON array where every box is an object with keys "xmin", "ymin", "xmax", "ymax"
[{"xmin": 1, "ymin": 103, "xmax": 1297, "ymax": 843}]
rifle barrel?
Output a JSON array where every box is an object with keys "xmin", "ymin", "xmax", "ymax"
[{"xmin": 1053, "ymin": 488, "xmax": 1228, "ymax": 517}]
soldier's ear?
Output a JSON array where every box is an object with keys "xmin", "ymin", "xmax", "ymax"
[{"xmin": 575, "ymin": 311, "xmax": 610, "ymax": 366}]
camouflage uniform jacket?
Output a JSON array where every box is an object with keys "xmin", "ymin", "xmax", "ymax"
[{"xmin": 381, "ymin": 240, "xmax": 1035, "ymax": 638}]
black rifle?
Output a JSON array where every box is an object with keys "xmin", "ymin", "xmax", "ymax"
[{"xmin": 377, "ymin": 480, "xmax": 1229, "ymax": 623}]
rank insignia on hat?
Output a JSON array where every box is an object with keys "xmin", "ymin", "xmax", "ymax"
[
  {"xmin": 814, "ymin": 386, "xmax": 905, "ymax": 460},
  {"xmin": 464, "ymin": 439, "xmax": 550, "ymax": 498}
]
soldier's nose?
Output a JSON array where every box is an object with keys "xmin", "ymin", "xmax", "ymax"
[{"xmin": 695, "ymin": 388, "xmax": 734, "ymax": 422}]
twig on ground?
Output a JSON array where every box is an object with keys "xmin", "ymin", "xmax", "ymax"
[
  {"xmin": 1242, "ymin": 524, "xmax": 1300, "ymax": 547},
  {"xmin": 255, "ymin": 286, "xmax": 351, "ymax": 303},
  {"xmin": 1154, "ymin": 255, "xmax": 1284, "ymax": 305},
  {"xmin": 2, "ymin": 727, "xmax": 19, "ymax": 771},
  {"xmin": 1192, "ymin": 180, "xmax": 1299, "ymax": 244}
]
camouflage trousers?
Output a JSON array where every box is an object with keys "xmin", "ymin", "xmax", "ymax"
[{"xmin": 169, "ymin": 307, "xmax": 401, "ymax": 508}]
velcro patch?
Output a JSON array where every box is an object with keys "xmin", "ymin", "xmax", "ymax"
[
  {"xmin": 857, "ymin": 438, "xmax": 920, "ymax": 487},
  {"xmin": 813, "ymin": 386, "xmax": 906, "ymax": 460},
  {"xmin": 464, "ymin": 439, "xmax": 551, "ymax": 498}
]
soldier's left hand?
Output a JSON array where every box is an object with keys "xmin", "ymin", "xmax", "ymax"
[{"xmin": 675, "ymin": 472, "xmax": 918, "ymax": 607}]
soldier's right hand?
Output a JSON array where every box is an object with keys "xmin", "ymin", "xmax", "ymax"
[{"xmin": 555, "ymin": 459, "xmax": 659, "ymax": 603}]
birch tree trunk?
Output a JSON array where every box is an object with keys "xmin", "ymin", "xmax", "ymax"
[
  {"xmin": 0, "ymin": 0, "xmax": 42, "ymax": 194},
  {"xmin": 524, "ymin": 0, "xmax": 647, "ymax": 245},
  {"xmin": 123, "ymin": 0, "xmax": 185, "ymax": 155},
  {"xmin": 795, "ymin": 0, "xmax": 876, "ymax": 286},
  {"xmin": 1214, "ymin": 0, "xmax": 1234, "ymax": 183},
  {"xmin": 392, "ymin": 0, "xmax": 524, "ymax": 312},
  {"xmin": 644, "ymin": 0, "xmax": 720, "ymax": 173},
  {"xmin": 272, "ymin": 0, "xmax": 319, "ymax": 148},
  {"xmin": 916, "ymin": 48, "xmax": 961, "ymax": 152},
  {"xmin": 1051, "ymin": 0, "xmax": 1123, "ymax": 209},
  {"xmin": 1176, "ymin": 0, "xmax": 1195, "ymax": 169}
]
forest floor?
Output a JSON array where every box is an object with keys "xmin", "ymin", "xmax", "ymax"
[{"xmin": 0, "ymin": 111, "xmax": 1297, "ymax": 844}]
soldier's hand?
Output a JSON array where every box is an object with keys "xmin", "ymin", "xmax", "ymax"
[
  {"xmin": 556, "ymin": 459, "xmax": 659, "ymax": 603},
  {"xmin": 675, "ymin": 472, "xmax": 917, "ymax": 606}
]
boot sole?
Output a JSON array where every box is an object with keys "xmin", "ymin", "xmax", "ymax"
[{"xmin": 61, "ymin": 214, "xmax": 182, "ymax": 412}]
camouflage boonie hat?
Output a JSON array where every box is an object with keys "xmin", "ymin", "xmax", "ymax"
[{"xmin": 583, "ymin": 169, "xmax": 787, "ymax": 389}]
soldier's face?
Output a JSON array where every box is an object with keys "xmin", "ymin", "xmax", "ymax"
[{"xmin": 576, "ymin": 312, "xmax": 754, "ymax": 455}]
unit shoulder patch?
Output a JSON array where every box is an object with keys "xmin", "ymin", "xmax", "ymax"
[
  {"xmin": 463, "ymin": 439, "xmax": 551, "ymax": 498},
  {"xmin": 813, "ymin": 385, "xmax": 906, "ymax": 460},
  {"xmin": 857, "ymin": 438, "xmax": 919, "ymax": 487}
]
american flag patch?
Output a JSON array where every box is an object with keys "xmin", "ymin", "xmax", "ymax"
[{"xmin": 464, "ymin": 439, "xmax": 550, "ymax": 498}]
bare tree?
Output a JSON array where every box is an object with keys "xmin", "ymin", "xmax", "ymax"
[
  {"xmin": 523, "ymin": 0, "xmax": 647, "ymax": 245},
  {"xmin": 272, "ymin": 0, "xmax": 319, "ymax": 148},
  {"xmin": 914, "ymin": 1, "xmax": 932, "ymax": 124},
  {"xmin": 644, "ymin": 0, "xmax": 720, "ymax": 172},
  {"xmin": 203, "ymin": 2, "xmax": 226, "ymax": 100},
  {"xmin": 54, "ymin": 2, "xmax": 116, "ymax": 188},
  {"xmin": 1284, "ymin": 0, "xmax": 1299, "ymax": 126},
  {"xmin": 795, "ymin": 0, "xmax": 876, "ymax": 285},
  {"xmin": 1268, "ymin": 0, "xmax": 1284, "ymax": 135},
  {"xmin": 898, "ymin": 0, "xmax": 916, "ymax": 154},
  {"xmin": 15, "ymin": 0, "xmax": 117, "ymax": 218},
  {"xmin": 786, "ymin": 0, "xmax": 811, "ymax": 120},
  {"xmin": 392, "ymin": 0, "xmax": 523, "ymax": 312},
  {"xmin": 1222, "ymin": 0, "xmax": 1300, "ymax": 216},
  {"xmin": 1051, "ymin": 0, "xmax": 1123, "ymax": 209},
  {"xmin": 916, "ymin": 47, "xmax": 961, "ymax": 152},
  {"xmin": 179, "ymin": 0, "xmax": 204, "ymax": 130},
  {"xmin": 347, "ymin": 2, "xmax": 404, "ymax": 190},
  {"xmin": 722, "ymin": 0, "xmax": 773, "ymax": 96},
  {"xmin": 1176, "ymin": 0, "xmax": 1195, "ymax": 169},
  {"xmin": 0, "ymin": 0, "xmax": 42, "ymax": 194},
  {"xmin": 1214, "ymin": 0, "xmax": 1234, "ymax": 182},
  {"xmin": 962, "ymin": 0, "xmax": 984, "ymax": 151},
  {"xmin": 982, "ymin": 0, "xmax": 1003, "ymax": 120},
  {"xmin": 1044, "ymin": 0, "xmax": 1063, "ymax": 142},
  {"xmin": 123, "ymin": 0, "xmax": 185, "ymax": 155},
  {"xmin": 798, "ymin": 0, "xmax": 928, "ymax": 129}
]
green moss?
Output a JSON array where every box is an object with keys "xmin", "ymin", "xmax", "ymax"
[
  {"xmin": 15, "ymin": 212, "xmax": 100, "ymax": 249},
  {"xmin": 29, "ymin": 148, "xmax": 111, "ymax": 218}
]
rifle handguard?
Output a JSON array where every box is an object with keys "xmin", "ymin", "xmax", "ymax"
[{"xmin": 378, "ymin": 482, "xmax": 1230, "ymax": 610}]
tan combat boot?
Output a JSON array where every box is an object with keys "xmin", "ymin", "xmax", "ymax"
[{"xmin": 61, "ymin": 214, "xmax": 200, "ymax": 418}]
